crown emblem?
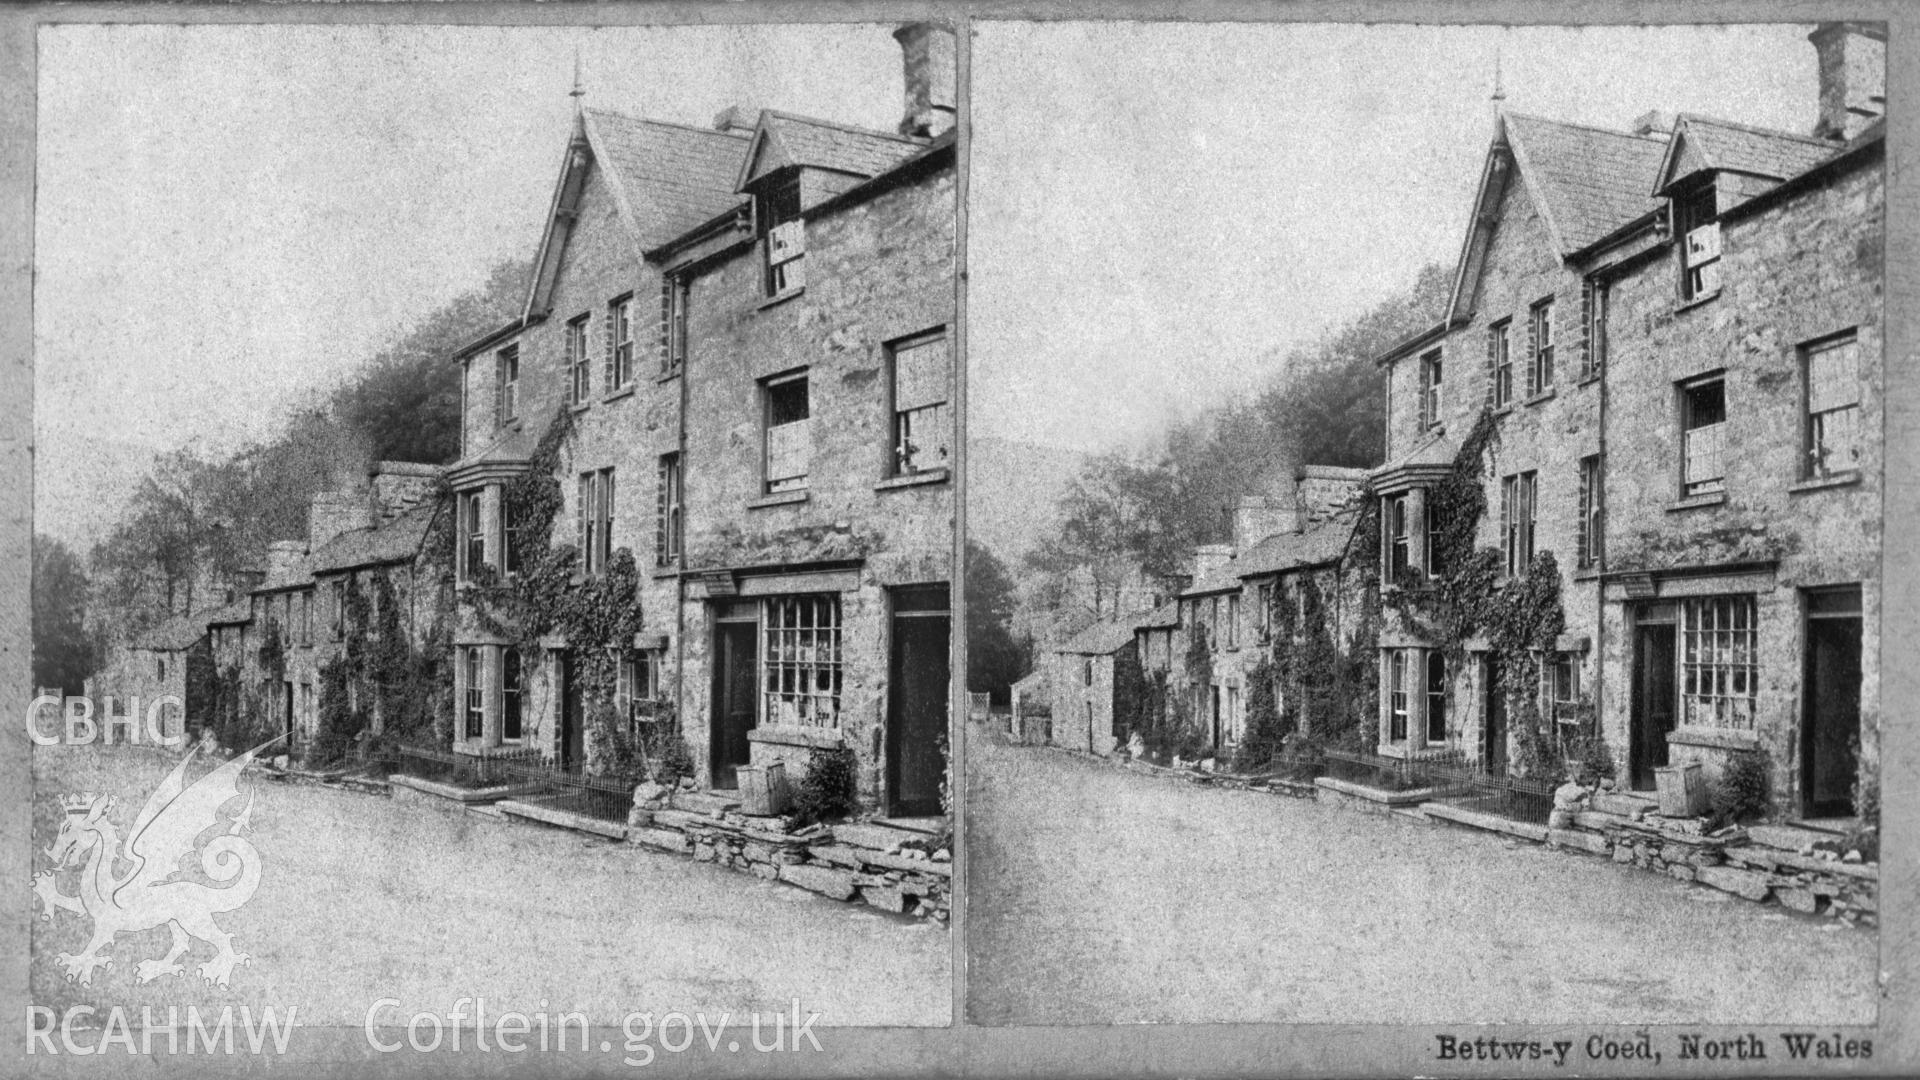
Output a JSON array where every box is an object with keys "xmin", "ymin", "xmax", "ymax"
[{"xmin": 59, "ymin": 793, "xmax": 96, "ymax": 815}]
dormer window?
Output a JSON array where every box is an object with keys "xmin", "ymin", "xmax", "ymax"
[
  {"xmin": 1675, "ymin": 183, "xmax": 1721, "ymax": 301},
  {"xmin": 762, "ymin": 177, "xmax": 805, "ymax": 298}
]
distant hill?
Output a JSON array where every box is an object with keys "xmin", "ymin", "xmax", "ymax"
[{"xmin": 966, "ymin": 435, "xmax": 1088, "ymax": 565}]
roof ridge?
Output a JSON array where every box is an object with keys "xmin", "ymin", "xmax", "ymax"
[
  {"xmin": 1675, "ymin": 112, "xmax": 1833, "ymax": 147},
  {"xmin": 1505, "ymin": 111, "xmax": 1663, "ymax": 144},
  {"xmin": 585, "ymin": 107, "xmax": 754, "ymax": 142},
  {"xmin": 759, "ymin": 108, "xmax": 927, "ymax": 146}
]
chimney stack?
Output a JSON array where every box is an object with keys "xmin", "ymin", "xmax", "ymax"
[
  {"xmin": 1231, "ymin": 495, "xmax": 1300, "ymax": 552},
  {"xmin": 893, "ymin": 22, "xmax": 956, "ymax": 139},
  {"xmin": 1190, "ymin": 543, "xmax": 1235, "ymax": 585},
  {"xmin": 264, "ymin": 541, "xmax": 308, "ymax": 587},
  {"xmin": 308, "ymin": 490, "xmax": 369, "ymax": 552},
  {"xmin": 1809, "ymin": 22, "xmax": 1886, "ymax": 142},
  {"xmin": 712, "ymin": 105, "xmax": 759, "ymax": 135},
  {"xmin": 1631, "ymin": 110, "xmax": 1674, "ymax": 138},
  {"xmin": 368, "ymin": 461, "xmax": 442, "ymax": 524}
]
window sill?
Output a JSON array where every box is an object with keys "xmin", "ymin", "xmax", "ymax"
[
  {"xmin": 1665, "ymin": 492, "xmax": 1727, "ymax": 513},
  {"xmin": 758, "ymin": 288, "xmax": 805, "ymax": 311},
  {"xmin": 1572, "ymin": 566, "xmax": 1602, "ymax": 582},
  {"xmin": 1492, "ymin": 403, "xmax": 1514, "ymax": 418},
  {"xmin": 1674, "ymin": 290, "xmax": 1721, "ymax": 316},
  {"xmin": 1576, "ymin": 372, "xmax": 1601, "ymax": 389},
  {"xmin": 747, "ymin": 724, "xmax": 844, "ymax": 750},
  {"xmin": 656, "ymin": 368, "xmax": 683, "ymax": 385},
  {"xmin": 569, "ymin": 402, "xmax": 592, "ymax": 415},
  {"xmin": 602, "ymin": 386, "xmax": 636, "ymax": 404},
  {"xmin": 1788, "ymin": 472, "xmax": 1861, "ymax": 494},
  {"xmin": 495, "ymin": 418, "xmax": 523, "ymax": 434},
  {"xmin": 748, "ymin": 490, "xmax": 810, "ymax": 510},
  {"xmin": 651, "ymin": 562, "xmax": 682, "ymax": 580},
  {"xmin": 1667, "ymin": 726, "xmax": 1758, "ymax": 752},
  {"xmin": 1524, "ymin": 387, "xmax": 1558, "ymax": 407},
  {"xmin": 875, "ymin": 468, "xmax": 949, "ymax": 491}
]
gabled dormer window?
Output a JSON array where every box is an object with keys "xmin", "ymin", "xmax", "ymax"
[
  {"xmin": 762, "ymin": 176, "xmax": 804, "ymax": 298},
  {"xmin": 1675, "ymin": 183, "xmax": 1721, "ymax": 301}
]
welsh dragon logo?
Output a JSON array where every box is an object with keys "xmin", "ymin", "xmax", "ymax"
[{"xmin": 33, "ymin": 739, "xmax": 276, "ymax": 987}]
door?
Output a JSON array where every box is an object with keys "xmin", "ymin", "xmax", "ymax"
[
  {"xmin": 1631, "ymin": 619, "xmax": 1678, "ymax": 791},
  {"xmin": 1803, "ymin": 588, "xmax": 1863, "ymax": 817},
  {"xmin": 1483, "ymin": 656, "xmax": 1507, "ymax": 775},
  {"xmin": 560, "ymin": 652, "xmax": 584, "ymax": 771},
  {"xmin": 282, "ymin": 681, "xmax": 296, "ymax": 756},
  {"xmin": 887, "ymin": 587, "xmax": 950, "ymax": 817},
  {"xmin": 711, "ymin": 612, "xmax": 758, "ymax": 790}
]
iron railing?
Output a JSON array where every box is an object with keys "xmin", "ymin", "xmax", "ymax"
[
  {"xmin": 1314, "ymin": 747, "xmax": 1557, "ymax": 823},
  {"xmin": 361, "ymin": 740, "xmax": 639, "ymax": 824}
]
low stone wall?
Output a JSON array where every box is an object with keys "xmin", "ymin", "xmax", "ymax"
[
  {"xmin": 629, "ymin": 791, "xmax": 950, "ymax": 922},
  {"xmin": 1037, "ymin": 743, "xmax": 1875, "ymax": 928},
  {"xmin": 1553, "ymin": 799, "xmax": 1878, "ymax": 927}
]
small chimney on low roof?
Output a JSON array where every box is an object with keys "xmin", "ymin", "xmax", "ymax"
[
  {"xmin": 1631, "ymin": 110, "xmax": 1674, "ymax": 137},
  {"xmin": 712, "ymin": 105, "xmax": 758, "ymax": 135}
]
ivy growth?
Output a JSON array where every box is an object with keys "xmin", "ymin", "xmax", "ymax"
[{"xmin": 461, "ymin": 405, "xmax": 659, "ymax": 780}]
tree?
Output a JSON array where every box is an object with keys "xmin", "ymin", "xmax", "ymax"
[
  {"xmin": 329, "ymin": 258, "xmax": 529, "ymax": 464},
  {"xmin": 33, "ymin": 534, "xmax": 97, "ymax": 695},
  {"xmin": 966, "ymin": 540, "xmax": 1028, "ymax": 706}
]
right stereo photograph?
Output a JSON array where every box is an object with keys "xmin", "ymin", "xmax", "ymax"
[{"xmin": 964, "ymin": 20, "xmax": 1884, "ymax": 1027}]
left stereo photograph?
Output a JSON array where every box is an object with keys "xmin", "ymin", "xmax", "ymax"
[{"xmin": 28, "ymin": 18, "xmax": 958, "ymax": 1047}]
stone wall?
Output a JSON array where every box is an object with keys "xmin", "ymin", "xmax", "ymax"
[{"xmin": 629, "ymin": 787, "xmax": 950, "ymax": 921}]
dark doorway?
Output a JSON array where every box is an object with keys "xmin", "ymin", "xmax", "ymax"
[
  {"xmin": 559, "ymin": 652, "xmax": 584, "ymax": 771},
  {"xmin": 887, "ymin": 587, "xmax": 950, "ymax": 818},
  {"xmin": 1483, "ymin": 656, "xmax": 1507, "ymax": 775},
  {"xmin": 282, "ymin": 681, "xmax": 296, "ymax": 756},
  {"xmin": 1631, "ymin": 612, "xmax": 1678, "ymax": 791},
  {"xmin": 711, "ymin": 605, "xmax": 758, "ymax": 790},
  {"xmin": 1803, "ymin": 587, "xmax": 1863, "ymax": 817}
]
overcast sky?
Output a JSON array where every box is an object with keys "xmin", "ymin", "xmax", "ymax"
[
  {"xmin": 968, "ymin": 21, "xmax": 1820, "ymax": 455},
  {"xmin": 35, "ymin": 22, "xmax": 906, "ymax": 548}
]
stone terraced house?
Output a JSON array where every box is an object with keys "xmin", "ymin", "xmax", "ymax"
[
  {"xmin": 199, "ymin": 463, "xmax": 451, "ymax": 757},
  {"xmin": 1370, "ymin": 21, "xmax": 1883, "ymax": 818},
  {"xmin": 445, "ymin": 23, "xmax": 956, "ymax": 817},
  {"xmin": 1042, "ymin": 22, "xmax": 1882, "ymax": 827}
]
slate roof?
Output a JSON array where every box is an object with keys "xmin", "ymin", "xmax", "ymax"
[
  {"xmin": 1503, "ymin": 113, "xmax": 1670, "ymax": 254},
  {"xmin": 1371, "ymin": 432, "xmax": 1460, "ymax": 479},
  {"xmin": 1234, "ymin": 510, "xmax": 1359, "ymax": 579},
  {"xmin": 757, "ymin": 111, "xmax": 926, "ymax": 180},
  {"xmin": 584, "ymin": 109, "xmax": 751, "ymax": 249},
  {"xmin": 310, "ymin": 503, "xmax": 438, "ymax": 575},
  {"xmin": 1182, "ymin": 560, "xmax": 1243, "ymax": 598},
  {"xmin": 1662, "ymin": 114, "xmax": 1837, "ymax": 189},
  {"xmin": 204, "ymin": 598, "xmax": 253, "ymax": 628},
  {"xmin": 1057, "ymin": 618, "xmax": 1141, "ymax": 656},
  {"xmin": 1135, "ymin": 600, "xmax": 1181, "ymax": 631},
  {"xmin": 134, "ymin": 610, "xmax": 214, "ymax": 651}
]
